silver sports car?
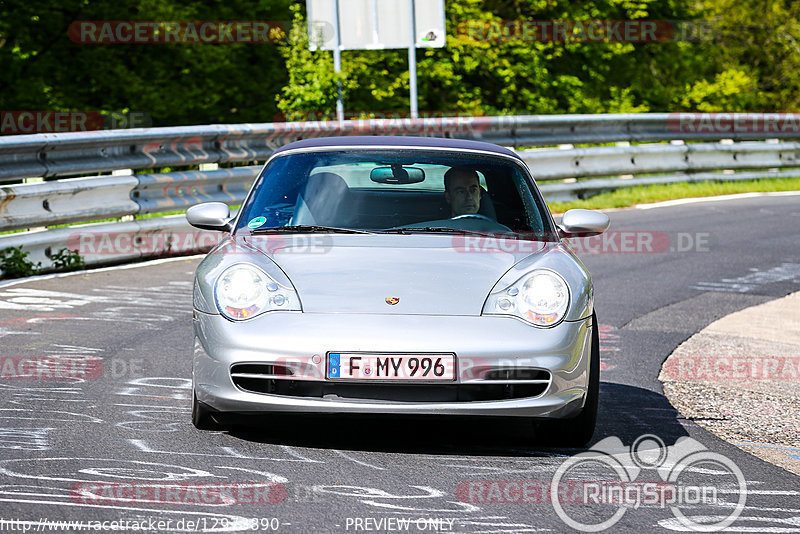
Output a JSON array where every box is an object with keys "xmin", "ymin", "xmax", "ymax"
[{"xmin": 187, "ymin": 136, "xmax": 609, "ymax": 445}]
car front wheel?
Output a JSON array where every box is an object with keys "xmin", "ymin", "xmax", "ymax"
[{"xmin": 536, "ymin": 311, "xmax": 599, "ymax": 447}]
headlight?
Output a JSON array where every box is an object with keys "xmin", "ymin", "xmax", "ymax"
[
  {"xmin": 214, "ymin": 263, "xmax": 300, "ymax": 321},
  {"xmin": 483, "ymin": 269, "xmax": 570, "ymax": 327}
]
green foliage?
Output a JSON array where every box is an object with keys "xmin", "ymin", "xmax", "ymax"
[
  {"xmin": 680, "ymin": 0, "xmax": 800, "ymax": 112},
  {"xmin": 275, "ymin": 3, "xmax": 345, "ymax": 120},
  {"xmin": 681, "ymin": 68, "xmax": 762, "ymax": 112},
  {"xmin": 0, "ymin": 246, "xmax": 40, "ymax": 278},
  {"xmin": 1, "ymin": 0, "xmax": 797, "ymax": 126},
  {"xmin": 274, "ymin": 0, "xmax": 714, "ymax": 118},
  {"xmin": 50, "ymin": 247, "xmax": 86, "ymax": 272},
  {"xmin": 0, "ymin": 0, "xmax": 292, "ymax": 126}
]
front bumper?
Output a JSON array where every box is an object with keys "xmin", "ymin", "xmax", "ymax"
[{"xmin": 193, "ymin": 311, "xmax": 593, "ymax": 418}]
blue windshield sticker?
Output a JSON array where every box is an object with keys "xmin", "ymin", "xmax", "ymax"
[{"xmin": 247, "ymin": 216, "xmax": 267, "ymax": 229}]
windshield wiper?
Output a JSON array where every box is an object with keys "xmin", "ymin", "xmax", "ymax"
[
  {"xmin": 379, "ymin": 226, "xmax": 495, "ymax": 236},
  {"xmin": 249, "ymin": 225, "xmax": 373, "ymax": 234}
]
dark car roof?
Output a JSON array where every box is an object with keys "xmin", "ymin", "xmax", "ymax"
[{"xmin": 273, "ymin": 136, "xmax": 521, "ymax": 160}]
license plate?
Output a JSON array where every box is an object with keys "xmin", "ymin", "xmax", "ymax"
[{"xmin": 327, "ymin": 353, "xmax": 456, "ymax": 381}]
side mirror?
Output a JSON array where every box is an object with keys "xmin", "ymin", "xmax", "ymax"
[
  {"xmin": 559, "ymin": 209, "xmax": 610, "ymax": 237},
  {"xmin": 186, "ymin": 202, "xmax": 233, "ymax": 232}
]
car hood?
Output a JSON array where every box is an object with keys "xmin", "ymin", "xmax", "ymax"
[{"xmin": 245, "ymin": 233, "xmax": 559, "ymax": 315}]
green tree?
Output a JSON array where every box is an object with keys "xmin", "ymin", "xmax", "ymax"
[
  {"xmin": 0, "ymin": 0, "xmax": 292, "ymax": 126},
  {"xmin": 275, "ymin": 0, "xmax": 715, "ymax": 118},
  {"xmin": 275, "ymin": 3, "xmax": 344, "ymax": 120},
  {"xmin": 681, "ymin": 0, "xmax": 800, "ymax": 111},
  {"xmin": 2, "ymin": 0, "xmax": 795, "ymax": 127}
]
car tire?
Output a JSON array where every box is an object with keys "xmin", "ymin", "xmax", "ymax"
[
  {"xmin": 192, "ymin": 391, "xmax": 220, "ymax": 430},
  {"xmin": 536, "ymin": 311, "xmax": 600, "ymax": 447}
]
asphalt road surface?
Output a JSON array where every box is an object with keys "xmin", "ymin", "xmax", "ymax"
[{"xmin": 1, "ymin": 193, "xmax": 799, "ymax": 533}]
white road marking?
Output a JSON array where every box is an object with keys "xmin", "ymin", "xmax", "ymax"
[
  {"xmin": 279, "ymin": 445, "xmax": 323, "ymax": 463},
  {"xmin": 0, "ymin": 288, "xmax": 109, "ymax": 311},
  {"xmin": 359, "ymin": 499, "xmax": 481, "ymax": 512},
  {"xmin": 313, "ymin": 485, "xmax": 444, "ymax": 499},
  {"xmin": 443, "ymin": 462, "xmax": 562, "ymax": 475},
  {"xmin": 692, "ymin": 262, "xmax": 800, "ymax": 293},
  {"xmin": 116, "ymin": 406, "xmax": 188, "ymax": 432},
  {"xmin": 469, "ymin": 530, "xmax": 543, "ymax": 533},
  {"xmin": 0, "ymin": 255, "xmax": 204, "ymax": 289},
  {"xmin": 0, "ymin": 457, "xmax": 219, "ymax": 483},
  {"xmin": 0, "ymin": 427, "xmax": 54, "ymax": 450},
  {"xmin": 636, "ymin": 191, "xmax": 800, "ymax": 210},
  {"xmin": 659, "ymin": 514, "xmax": 800, "ymax": 532},
  {"xmin": 0, "ymin": 326, "xmax": 40, "ymax": 338},
  {"xmin": 333, "ymin": 450, "xmax": 386, "ymax": 470},
  {"xmin": 0, "ymin": 409, "xmax": 102, "ymax": 423},
  {"xmin": 129, "ymin": 439, "xmax": 321, "ymax": 462},
  {"xmin": 214, "ymin": 465, "xmax": 289, "ymax": 483}
]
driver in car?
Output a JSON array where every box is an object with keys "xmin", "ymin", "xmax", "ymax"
[{"xmin": 444, "ymin": 167, "xmax": 482, "ymax": 217}]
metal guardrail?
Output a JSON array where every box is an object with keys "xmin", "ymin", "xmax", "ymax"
[
  {"xmin": 0, "ymin": 215, "xmax": 211, "ymax": 273},
  {"xmin": 132, "ymin": 166, "xmax": 259, "ymax": 214},
  {"xmin": 538, "ymin": 169, "xmax": 800, "ymax": 203},
  {"xmin": 0, "ymin": 175, "xmax": 138, "ymax": 231},
  {"xmin": 3, "ymin": 113, "xmax": 800, "ymax": 183},
  {"xmin": 522, "ymin": 140, "xmax": 800, "ymax": 201},
  {"xmin": 0, "ymin": 167, "xmax": 259, "ymax": 232},
  {"xmin": 520, "ymin": 141, "xmax": 800, "ymax": 181},
  {"xmin": 2, "ymin": 114, "xmax": 800, "ymax": 277}
]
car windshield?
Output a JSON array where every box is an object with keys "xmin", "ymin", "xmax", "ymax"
[{"xmin": 235, "ymin": 148, "xmax": 557, "ymax": 240}]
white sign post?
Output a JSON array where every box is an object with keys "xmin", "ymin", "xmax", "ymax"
[{"xmin": 307, "ymin": 0, "xmax": 446, "ymax": 121}]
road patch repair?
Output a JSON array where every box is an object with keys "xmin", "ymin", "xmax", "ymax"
[{"xmin": 659, "ymin": 290, "xmax": 800, "ymax": 476}]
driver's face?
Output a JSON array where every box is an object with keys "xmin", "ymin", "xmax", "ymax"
[{"xmin": 445, "ymin": 173, "xmax": 480, "ymax": 216}]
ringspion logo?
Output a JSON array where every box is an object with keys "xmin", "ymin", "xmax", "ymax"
[{"xmin": 550, "ymin": 435, "xmax": 746, "ymax": 531}]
